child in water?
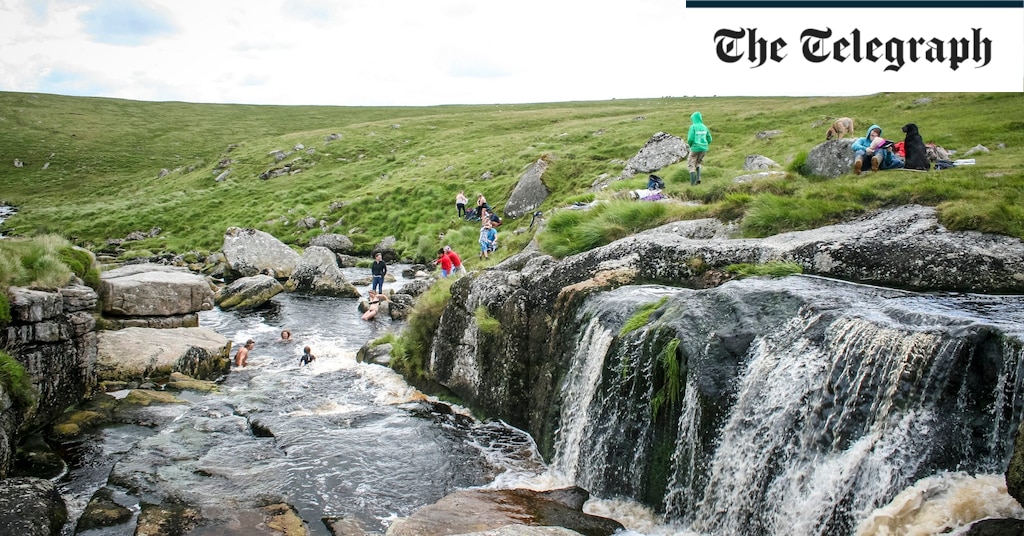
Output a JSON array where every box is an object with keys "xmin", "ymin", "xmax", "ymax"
[{"xmin": 300, "ymin": 346, "xmax": 316, "ymax": 366}]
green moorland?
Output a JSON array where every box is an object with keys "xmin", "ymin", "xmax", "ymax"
[{"xmin": 1, "ymin": 91, "xmax": 1022, "ymax": 267}]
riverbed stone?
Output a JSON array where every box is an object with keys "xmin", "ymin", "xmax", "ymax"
[
  {"xmin": 96, "ymin": 326, "xmax": 231, "ymax": 381},
  {"xmin": 215, "ymin": 274, "xmax": 284, "ymax": 310},
  {"xmin": 76, "ymin": 486, "xmax": 133, "ymax": 532},
  {"xmin": 504, "ymin": 158, "xmax": 550, "ymax": 219},
  {"xmin": 98, "ymin": 263, "xmax": 214, "ymax": 317},
  {"xmin": 385, "ymin": 487, "xmax": 622, "ymax": 536},
  {"xmin": 222, "ymin": 227, "xmax": 301, "ymax": 279},
  {"xmin": 135, "ymin": 502, "xmax": 201, "ymax": 536},
  {"xmin": 0, "ymin": 477, "xmax": 67, "ymax": 536},
  {"xmin": 285, "ymin": 246, "xmax": 361, "ymax": 297}
]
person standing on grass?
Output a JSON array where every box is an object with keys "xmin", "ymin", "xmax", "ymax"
[
  {"xmin": 370, "ymin": 252, "xmax": 386, "ymax": 294},
  {"xmin": 445, "ymin": 245, "xmax": 465, "ymax": 275},
  {"xmin": 456, "ymin": 190, "xmax": 468, "ymax": 218},
  {"xmin": 486, "ymin": 224, "xmax": 498, "ymax": 254},
  {"xmin": 479, "ymin": 222, "xmax": 493, "ymax": 259},
  {"xmin": 434, "ymin": 248, "xmax": 453, "ymax": 277},
  {"xmin": 687, "ymin": 111, "xmax": 712, "ymax": 185}
]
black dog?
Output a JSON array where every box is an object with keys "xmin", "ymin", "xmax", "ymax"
[{"xmin": 902, "ymin": 123, "xmax": 930, "ymax": 171}]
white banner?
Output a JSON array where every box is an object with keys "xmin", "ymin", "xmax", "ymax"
[{"xmin": 679, "ymin": 8, "xmax": 1023, "ymax": 94}]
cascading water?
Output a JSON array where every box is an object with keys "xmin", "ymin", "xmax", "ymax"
[
  {"xmin": 546, "ymin": 276, "xmax": 1024, "ymax": 536},
  {"xmin": 50, "ymin": 266, "xmax": 1024, "ymax": 535},
  {"xmin": 0, "ymin": 204, "xmax": 15, "ymax": 237}
]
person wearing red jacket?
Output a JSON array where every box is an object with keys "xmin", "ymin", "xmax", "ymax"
[
  {"xmin": 434, "ymin": 248, "xmax": 454, "ymax": 277},
  {"xmin": 444, "ymin": 245, "xmax": 465, "ymax": 275}
]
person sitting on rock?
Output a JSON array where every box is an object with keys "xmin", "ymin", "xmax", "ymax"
[
  {"xmin": 482, "ymin": 208, "xmax": 502, "ymax": 228},
  {"xmin": 362, "ymin": 290, "xmax": 389, "ymax": 321}
]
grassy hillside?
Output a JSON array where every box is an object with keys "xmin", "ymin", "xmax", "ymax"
[{"xmin": 1, "ymin": 91, "xmax": 1021, "ymax": 263}]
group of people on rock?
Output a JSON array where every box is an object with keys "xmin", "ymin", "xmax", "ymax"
[{"xmin": 233, "ymin": 329, "xmax": 317, "ymax": 368}]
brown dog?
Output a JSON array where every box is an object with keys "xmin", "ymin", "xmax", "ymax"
[{"xmin": 825, "ymin": 117, "xmax": 855, "ymax": 140}]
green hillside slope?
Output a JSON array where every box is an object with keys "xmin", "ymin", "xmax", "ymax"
[{"xmin": 1, "ymin": 91, "xmax": 1021, "ymax": 261}]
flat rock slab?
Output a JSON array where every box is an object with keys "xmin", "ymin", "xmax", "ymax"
[
  {"xmin": 386, "ymin": 488, "xmax": 622, "ymax": 536},
  {"xmin": 97, "ymin": 326, "xmax": 230, "ymax": 381},
  {"xmin": 99, "ymin": 263, "xmax": 214, "ymax": 316}
]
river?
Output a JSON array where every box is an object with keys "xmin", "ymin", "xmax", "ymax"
[
  {"xmin": 0, "ymin": 204, "xmax": 15, "ymax": 237},
  {"xmin": 57, "ymin": 267, "xmax": 553, "ymax": 536},
  {"xmin": 54, "ymin": 268, "xmax": 1024, "ymax": 535}
]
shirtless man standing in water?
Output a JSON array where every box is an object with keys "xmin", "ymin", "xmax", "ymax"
[{"xmin": 234, "ymin": 339, "xmax": 255, "ymax": 367}]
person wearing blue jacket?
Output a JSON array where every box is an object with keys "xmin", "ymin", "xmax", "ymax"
[
  {"xmin": 851, "ymin": 124, "xmax": 904, "ymax": 174},
  {"xmin": 686, "ymin": 111, "xmax": 712, "ymax": 185}
]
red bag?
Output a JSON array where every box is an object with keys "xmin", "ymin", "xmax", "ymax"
[{"xmin": 892, "ymin": 141, "xmax": 906, "ymax": 157}]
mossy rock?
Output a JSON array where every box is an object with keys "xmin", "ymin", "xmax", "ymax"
[
  {"xmin": 136, "ymin": 502, "xmax": 201, "ymax": 535},
  {"xmin": 11, "ymin": 435, "xmax": 66, "ymax": 479},
  {"xmin": 49, "ymin": 410, "xmax": 110, "ymax": 441},
  {"xmin": 163, "ymin": 379, "xmax": 219, "ymax": 393},
  {"xmin": 262, "ymin": 503, "xmax": 307, "ymax": 536},
  {"xmin": 77, "ymin": 487, "xmax": 133, "ymax": 532},
  {"xmin": 122, "ymin": 390, "xmax": 187, "ymax": 406}
]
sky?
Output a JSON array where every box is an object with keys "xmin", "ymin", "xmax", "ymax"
[{"xmin": 0, "ymin": 0, "xmax": 691, "ymax": 106}]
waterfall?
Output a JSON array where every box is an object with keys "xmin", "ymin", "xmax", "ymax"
[
  {"xmin": 550, "ymin": 277, "xmax": 1024, "ymax": 536},
  {"xmin": 550, "ymin": 315, "xmax": 616, "ymax": 484}
]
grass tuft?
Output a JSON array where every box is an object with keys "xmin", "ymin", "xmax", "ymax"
[
  {"xmin": 389, "ymin": 278, "xmax": 455, "ymax": 382},
  {"xmin": 726, "ymin": 261, "xmax": 804, "ymax": 278},
  {"xmin": 620, "ymin": 297, "xmax": 668, "ymax": 337},
  {"xmin": 0, "ymin": 351, "xmax": 37, "ymax": 412},
  {"xmin": 474, "ymin": 306, "xmax": 502, "ymax": 336}
]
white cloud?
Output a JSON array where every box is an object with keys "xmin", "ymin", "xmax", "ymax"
[{"xmin": 0, "ymin": 0, "xmax": 691, "ymax": 105}]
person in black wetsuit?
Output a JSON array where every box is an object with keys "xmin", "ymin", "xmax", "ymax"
[{"xmin": 300, "ymin": 346, "xmax": 316, "ymax": 366}]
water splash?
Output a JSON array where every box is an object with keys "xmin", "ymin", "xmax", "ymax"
[
  {"xmin": 550, "ymin": 278, "xmax": 1024, "ymax": 536},
  {"xmin": 856, "ymin": 472, "xmax": 1024, "ymax": 536}
]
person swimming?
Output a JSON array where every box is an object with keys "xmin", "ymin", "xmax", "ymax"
[{"xmin": 300, "ymin": 346, "xmax": 316, "ymax": 366}]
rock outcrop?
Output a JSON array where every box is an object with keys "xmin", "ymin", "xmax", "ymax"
[
  {"xmin": 804, "ymin": 138, "xmax": 856, "ymax": 178},
  {"xmin": 621, "ymin": 132, "xmax": 688, "ymax": 178},
  {"xmin": 0, "ymin": 477, "xmax": 67, "ymax": 536},
  {"xmin": 385, "ymin": 487, "xmax": 622, "ymax": 536},
  {"xmin": 215, "ymin": 274, "xmax": 284, "ymax": 310},
  {"xmin": 504, "ymin": 158, "xmax": 550, "ymax": 219},
  {"xmin": 592, "ymin": 132, "xmax": 688, "ymax": 190},
  {"xmin": 96, "ymin": 327, "xmax": 231, "ymax": 381},
  {"xmin": 98, "ymin": 263, "xmax": 214, "ymax": 327},
  {"xmin": 222, "ymin": 227, "xmax": 301, "ymax": 279},
  {"xmin": 285, "ymin": 246, "xmax": 360, "ymax": 297},
  {"xmin": 744, "ymin": 154, "xmax": 781, "ymax": 170},
  {"xmin": 373, "ymin": 236, "xmax": 400, "ymax": 263},
  {"xmin": 423, "ymin": 204, "xmax": 1024, "ymax": 525},
  {"xmin": 309, "ymin": 233, "xmax": 354, "ymax": 254},
  {"xmin": 0, "ymin": 285, "xmax": 98, "ymax": 476}
]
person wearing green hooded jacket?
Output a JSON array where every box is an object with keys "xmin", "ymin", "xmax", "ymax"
[
  {"xmin": 850, "ymin": 123, "xmax": 904, "ymax": 174},
  {"xmin": 686, "ymin": 111, "xmax": 712, "ymax": 185}
]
